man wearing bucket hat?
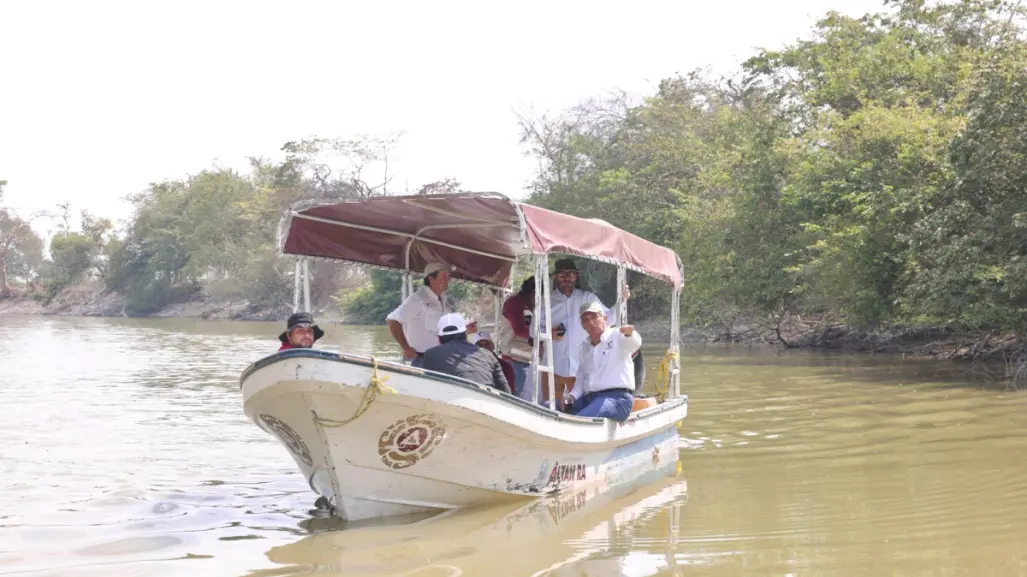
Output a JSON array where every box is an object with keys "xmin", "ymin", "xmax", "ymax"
[
  {"xmin": 537, "ymin": 258, "xmax": 630, "ymax": 409},
  {"xmin": 563, "ymin": 301, "xmax": 641, "ymax": 421},
  {"xmin": 386, "ymin": 261, "xmax": 477, "ymax": 368},
  {"xmin": 278, "ymin": 312, "xmax": 325, "ymax": 351}
]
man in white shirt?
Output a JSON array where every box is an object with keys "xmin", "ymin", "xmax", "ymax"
[
  {"xmin": 386, "ymin": 262, "xmax": 476, "ymax": 367},
  {"xmin": 564, "ymin": 301, "xmax": 641, "ymax": 421},
  {"xmin": 544, "ymin": 258, "xmax": 629, "ymax": 408}
]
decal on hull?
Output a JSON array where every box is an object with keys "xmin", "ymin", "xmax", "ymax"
[
  {"xmin": 378, "ymin": 413, "xmax": 447, "ymax": 469},
  {"xmin": 259, "ymin": 413, "xmax": 314, "ymax": 467}
]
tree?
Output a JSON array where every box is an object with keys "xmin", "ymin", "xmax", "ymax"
[
  {"xmin": 38, "ymin": 206, "xmax": 115, "ymax": 303},
  {"xmin": 517, "ymin": 0, "xmax": 1027, "ymax": 341},
  {"xmin": 278, "ymin": 133, "xmax": 403, "ymax": 199},
  {"xmin": 0, "ymin": 181, "xmax": 47, "ymax": 297},
  {"xmin": 417, "ymin": 178, "xmax": 463, "ymax": 195}
]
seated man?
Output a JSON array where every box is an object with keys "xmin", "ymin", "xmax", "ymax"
[
  {"xmin": 564, "ymin": 301, "xmax": 642, "ymax": 422},
  {"xmin": 278, "ymin": 312, "xmax": 324, "ymax": 351},
  {"xmin": 422, "ymin": 313, "xmax": 512, "ymax": 394},
  {"xmin": 470, "ymin": 330, "xmax": 516, "ymax": 387}
]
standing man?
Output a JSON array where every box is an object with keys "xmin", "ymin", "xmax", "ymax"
[
  {"xmin": 544, "ymin": 258, "xmax": 629, "ymax": 408},
  {"xmin": 565, "ymin": 301, "xmax": 641, "ymax": 421},
  {"xmin": 386, "ymin": 262, "xmax": 475, "ymax": 367},
  {"xmin": 496, "ymin": 275, "xmax": 540, "ymax": 397}
]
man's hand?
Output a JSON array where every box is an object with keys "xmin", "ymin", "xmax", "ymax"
[
  {"xmin": 621, "ymin": 285, "xmax": 631, "ymax": 300},
  {"xmin": 561, "ymin": 393, "xmax": 575, "ymax": 413},
  {"xmin": 619, "ymin": 325, "xmax": 634, "ymax": 337},
  {"xmin": 402, "ymin": 346, "xmax": 418, "ymax": 359}
]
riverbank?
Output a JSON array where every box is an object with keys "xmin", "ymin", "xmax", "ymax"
[
  {"xmin": 630, "ymin": 318, "xmax": 1025, "ymax": 367},
  {"xmin": 4, "ymin": 291, "xmax": 1022, "ymax": 369},
  {"xmin": 0, "ymin": 290, "xmax": 343, "ymax": 323}
]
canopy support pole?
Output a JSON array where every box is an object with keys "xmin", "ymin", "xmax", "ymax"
[
  {"xmin": 302, "ymin": 259, "xmax": 311, "ymax": 313},
  {"xmin": 670, "ymin": 286, "xmax": 681, "ymax": 397},
  {"xmin": 293, "ymin": 260, "xmax": 301, "ymax": 313},
  {"xmin": 616, "ymin": 266, "xmax": 627, "ymax": 326},
  {"xmin": 492, "ymin": 287, "xmax": 501, "ymax": 337},
  {"xmin": 529, "ymin": 255, "xmax": 555, "ymax": 409},
  {"xmin": 496, "ymin": 261, "xmax": 517, "ymax": 338}
]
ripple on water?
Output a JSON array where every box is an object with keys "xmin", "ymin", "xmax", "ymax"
[{"xmin": 3, "ymin": 319, "xmax": 1027, "ymax": 577}]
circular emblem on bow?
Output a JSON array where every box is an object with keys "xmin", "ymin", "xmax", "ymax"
[
  {"xmin": 378, "ymin": 413, "xmax": 447, "ymax": 470},
  {"xmin": 259, "ymin": 413, "xmax": 313, "ymax": 467}
]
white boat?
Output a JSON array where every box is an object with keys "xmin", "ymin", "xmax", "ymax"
[{"xmin": 240, "ymin": 192, "xmax": 689, "ymax": 521}]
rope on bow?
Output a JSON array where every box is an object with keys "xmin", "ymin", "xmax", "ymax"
[
  {"xmin": 314, "ymin": 356, "xmax": 395, "ymax": 428},
  {"xmin": 654, "ymin": 349, "xmax": 679, "ymax": 403}
]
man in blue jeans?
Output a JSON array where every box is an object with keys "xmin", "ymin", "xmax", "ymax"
[{"xmin": 564, "ymin": 301, "xmax": 642, "ymax": 421}]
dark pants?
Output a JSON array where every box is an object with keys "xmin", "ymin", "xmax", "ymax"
[
  {"xmin": 410, "ymin": 353, "xmax": 425, "ymax": 368},
  {"xmin": 569, "ymin": 389, "xmax": 634, "ymax": 422}
]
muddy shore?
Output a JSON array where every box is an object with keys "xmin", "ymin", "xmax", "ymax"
[{"xmin": 4, "ymin": 291, "xmax": 1021, "ymax": 368}]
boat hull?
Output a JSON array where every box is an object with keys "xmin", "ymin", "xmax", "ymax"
[{"xmin": 240, "ymin": 349, "xmax": 688, "ymax": 521}]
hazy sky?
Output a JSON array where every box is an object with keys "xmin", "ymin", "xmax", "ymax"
[{"xmin": 1, "ymin": 0, "xmax": 885, "ymax": 237}]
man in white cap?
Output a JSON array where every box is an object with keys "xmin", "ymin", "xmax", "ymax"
[
  {"xmin": 421, "ymin": 313, "xmax": 511, "ymax": 394},
  {"xmin": 564, "ymin": 301, "xmax": 641, "ymax": 421},
  {"xmin": 386, "ymin": 262, "xmax": 476, "ymax": 367}
]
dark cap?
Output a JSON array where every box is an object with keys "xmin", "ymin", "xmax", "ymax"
[
  {"xmin": 553, "ymin": 258, "xmax": 580, "ymax": 273},
  {"xmin": 279, "ymin": 312, "xmax": 325, "ymax": 343}
]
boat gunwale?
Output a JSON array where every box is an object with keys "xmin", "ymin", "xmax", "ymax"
[{"xmin": 240, "ymin": 348, "xmax": 688, "ymax": 426}]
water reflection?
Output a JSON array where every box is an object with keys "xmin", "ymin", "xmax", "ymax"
[{"xmin": 247, "ymin": 467, "xmax": 686, "ymax": 577}]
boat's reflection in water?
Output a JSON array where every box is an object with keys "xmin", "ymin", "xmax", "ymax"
[{"xmin": 250, "ymin": 464, "xmax": 688, "ymax": 576}]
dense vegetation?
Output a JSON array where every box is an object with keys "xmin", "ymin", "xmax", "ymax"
[
  {"xmin": 519, "ymin": 0, "xmax": 1027, "ymax": 348},
  {"xmin": 0, "ymin": 136, "xmax": 471, "ymax": 318},
  {"xmin": 3, "ymin": 0, "xmax": 1027, "ymax": 357}
]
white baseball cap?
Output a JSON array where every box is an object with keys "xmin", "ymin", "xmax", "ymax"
[
  {"xmin": 470, "ymin": 331, "xmax": 492, "ymax": 345},
  {"xmin": 424, "ymin": 262, "xmax": 454, "ymax": 276},
  {"xmin": 437, "ymin": 312, "xmax": 468, "ymax": 336},
  {"xmin": 579, "ymin": 301, "xmax": 605, "ymax": 317}
]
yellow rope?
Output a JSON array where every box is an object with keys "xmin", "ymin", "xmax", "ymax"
[
  {"xmin": 654, "ymin": 349, "xmax": 678, "ymax": 403},
  {"xmin": 314, "ymin": 355, "xmax": 395, "ymax": 428}
]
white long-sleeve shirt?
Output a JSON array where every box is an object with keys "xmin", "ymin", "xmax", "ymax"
[
  {"xmin": 569, "ymin": 327, "xmax": 642, "ymax": 401},
  {"xmin": 548, "ymin": 288, "xmax": 619, "ymax": 377}
]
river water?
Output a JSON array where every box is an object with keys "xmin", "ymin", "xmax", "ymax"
[{"xmin": 2, "ymin": 316, "xmax": 1027, "ymax": 576}]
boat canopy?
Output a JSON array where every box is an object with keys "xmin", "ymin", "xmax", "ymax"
[{"xmin": 278, "ymin": 192, "xmax": 683, "ymax": 290}]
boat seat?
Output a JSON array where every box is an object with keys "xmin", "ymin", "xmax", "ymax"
[{"xmin": 631, "ymin": 396, "xmax": 658, "ymax": 413}]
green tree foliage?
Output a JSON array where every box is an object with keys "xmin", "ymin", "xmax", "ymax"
[
  {"xmin": 18, "ymin": 133, "xmax": 477, "ymax": 319},
  {"xmin": 901, "ymin": 47, "xmax": 1027, "ymax": 331},
  {"xmin": 519, "ymin": 0, "xmax": 1027, "ymax": 336},
  {"xmin": 336, "ymin": 269, "xmax": 405, "ymax": 325},
  {"xmin": 41, "ymin": 207, "xmax": 114, "ymax": 303},
  {"xmin": 0, "ymin": 180, "xmax": 46, "ymax": 296}
]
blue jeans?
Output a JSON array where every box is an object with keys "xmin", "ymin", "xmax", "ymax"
[
  {"xmin": 508, "ymin": 360, "xmax": 529, "ymax": 396},
  {"xmin": 570, "ymin": 389, "xmax": 634, "ymax": 421}
]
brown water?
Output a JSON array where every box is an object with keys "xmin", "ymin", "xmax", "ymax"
[{"xmin": 2, "ymin": 316, "xmax": 1027, "ymax": 576}]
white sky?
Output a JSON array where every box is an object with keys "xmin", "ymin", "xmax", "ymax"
[{"xmin": 1, "ymin": 0, "xmax": 884, "ymax": 239}]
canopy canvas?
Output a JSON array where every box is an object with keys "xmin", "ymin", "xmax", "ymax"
[{"xmin": 278, "ymin": 192, "xmax": 683, "ymax": 290}]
